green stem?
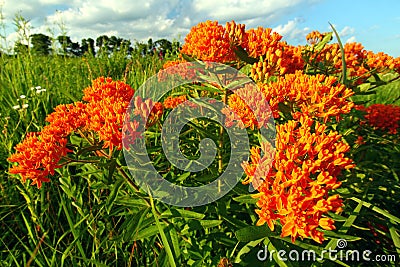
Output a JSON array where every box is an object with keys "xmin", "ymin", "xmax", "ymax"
[
  {"xmin": 329, "ymin": 22, "xmax": 348, "ymax": 87},
  {"xmin": 149, "ymin": 193, "xmax": 177, "ymax": 267}
]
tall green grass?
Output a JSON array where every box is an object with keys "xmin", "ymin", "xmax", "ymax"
[{"xmin": 0, "ymin": 50, "xmax": 167, "ymax": 266}]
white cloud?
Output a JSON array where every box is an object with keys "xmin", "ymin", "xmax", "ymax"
[
  {"xmin": 0, "ymin": 0, "xmax": 322, "ymax": 48},
  {"xmin": 346, "ymin": 36, "xmax": 356, "ymax": 43},
  {"xmin": 273, "ymin": 18, "xmax": 310, "ymax": 43},
  {"xmin": 339, "ymin": 26, "xmax": 355, "ymax": 37}
]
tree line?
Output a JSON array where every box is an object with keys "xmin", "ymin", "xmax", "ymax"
[{"xmin": 11, "ymin": 33, "xmax": 180, "ymax": 57}]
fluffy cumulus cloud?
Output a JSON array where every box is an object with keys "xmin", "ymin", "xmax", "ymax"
[
  {"xmin": 1, "ymin": 0, "xmax": 321, "ymax": 48},
  {"xmin": 338, "ymin": 25, "xmax": 356, "ymax": 43},
  {"xmin": 273, "ymin": 18, "xmax": 310, "ymax": 43}
]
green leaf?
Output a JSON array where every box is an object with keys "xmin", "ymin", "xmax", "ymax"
[
  {"xmin": 199, "ymin": 219, "xmax": 223, "ymax": 228},
  {"xmin": 233, "ymin": 239, "xmax": 264, "ymax": 263},
  {"xmin": 314, "ymin": 32, "xmax": 333, "ymax": 51},
  {"xmin": 76, "ymin": 144, "xmax": 103, "ymax": 156},
  {"xmin": 262, "ymin": 237, "xmax": 293, "ymax": 267},
  {"xmin": 160, "ymin": 208, "xmax": 205, "ymax": 220},
  {"xmin": 232, "ymin": 194, "xmax": 258, "ymax": 204},
  {"xmin": 324, "ymin": 199, "xmax": 363, "ymax": 252},
  {"xmin": 123, "ymin": 207, "xmax": 151, "ymax": 241},
  {"xmin": 61, "ymin": 89, "xmax": 80, "ymax": 102},
  {"xmin": 235, "ymin": 225, "xmax": 273, "ymax": 242},
  {"xmin": 350, "ymin": 197, "xmax": 400, "ymax": 224},
  {"xmin": 135, "ymin": 224, "xmax": 164, "ymax": 240},
  {"xmin": 329, "ymin": 23, "xmax": 347, "ymax": 86},
  {"xmin": 150, "ymin": 195, "xmax": 177, "ymax": 267},
  {"xmin": 194, "ymin": 173, "xmax": 217, "ymax": 183},
  {"xmin": 176, "ymin": 172, "xmax": 191, "ymax": 182},
  {"xmin": 224, "ymin": 76, "xmax": 253, "ymax": 91},
  {"xmin": 107, "ymin": 158, "xmax": 117, "ymax": 181},
  {"xmin": 168, "ymin": 225, "xmax": 181, "ymax": 260},
  {"xmin": 181, "ymin": 53, "xmax": 195, "ymax": 62},
  {"xmin": 106, "ymin": 177, "xmax": 124, "ymax": 214},
  {"xmin": 388, "ymin": 221, "xmax": 400, "ymax": 255},
  {"xmin": 233, "ymin": 45, "xmax": 258, "ymax": 64},
  {"xmin": 60, "ymin": 193, "xmax": 87, "ymax": 261}
]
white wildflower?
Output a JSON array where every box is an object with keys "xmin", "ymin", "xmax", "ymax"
[
  {"xmin": 12, "ymin": 105, "xmax": 21, "ymax": 110},
  {"xmin": 20, "ymin": 95, "xmax": 26, "ymax": 99},
  {"xmin": 22, "ymin": 104, "xmax": 29, "ymax": 109}
]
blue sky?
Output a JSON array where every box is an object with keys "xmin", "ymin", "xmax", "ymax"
[{"xmin": 1, "ymin": 0, "xmax": 399, "ymax": 57}]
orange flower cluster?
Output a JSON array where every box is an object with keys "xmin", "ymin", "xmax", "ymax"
[
  {"xmin": 8, "ymin": 133, "xmax": 68, "ymax": 188},
  {"xmin": 222, "ymin": 83, "xmax": 273, "ymax": 130},
  {"xmin": 245, "ymin": 27, "xmax": 283, "ymax": 59},
  {"xmin": 8, "ymin": 77, "xmax": 157, "ymax": 187},
  {"xmin": 303, "ymin": 30, "xmax": 400, "ymax": 84},
  {"xmin": 133, "ymin": 96, "xmax": 163, "ymax": 127},
  {"xmin": 360, "ymin": 104, "xmax": 400, "ymax": 134},
  {"xmin": 83, "ymin": 77, "xmax": 136, "ymax": 150},
  {"xmin": 8, "ymin": 102, "xmax": 86, "ymax": 188},
  {"xmin": 225, "ymin": 20, "xmax": 247, "ymax": 47},
  {"xmin": 243, "ymin": 115, "xmax": 354, "ymax": 243},
  {"xmin": 306, "ymin": 31, "xmax": 330, "ymax": 45},
  {"xmin": 340, "ymin": 44, "xmax": 400, "ymax": 83},
  {"xmin": 180, "ymin": 20, "xmax": 237, "ymax": 63},
  {"xmin": 163, "ymin": 95, "xmax": 187, "ymax": 109},
  {"xmin": 250, "ymin": 44, "xmax": 304, "ymax": 81},
  {"xmin": 365, "ymin": 51, "xmax": 400, "ymax": 74},
  {"xmin": 181, "ymin": 20, "xmax": 304, "ymax": 78},
  {"xmin": 228, "ymin": 21, "xmax": 303, "ymax": 80},
  {"xmin": 158, "ymin": 59, "xmax": 198, "ymax": 81},
  {"xmin": 259, "ymin": 71, "xmax": 354, "ymax": 121}
]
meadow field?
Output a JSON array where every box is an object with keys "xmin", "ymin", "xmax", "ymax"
[{"xmin": 1, "ymin": 20, "xmax": 400, "ymax": 266}]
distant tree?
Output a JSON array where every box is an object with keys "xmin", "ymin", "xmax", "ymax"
[
  {"xmin": 57, "ymin": 35, "xmax": 72, "ymax": 54},
  {"xmin": 154, "ymin": 39, "xmax": 173, "ymax": 57},
  {"xmin": 147, "ymin": 38, "xmax": 154, "ymax": 53},
  {"xmin": 134, "ymin": 38, "xmax": 156, "ymax": 56},
  {"xmin": 31, "ymin": 34, "xmax": 51, "ymax": 55},
  {"xmin": 108, "ymin": 35, "xmax": 121, "ymax": 51},
  {"xmin": 81, "ymin": 38, "xmax": 95, "ymax": 56},
  {"xmin": 96, "ymin": 35, "xmax": 109, "ymax": 55},
  {"xmin": 70, "ymin": 41, "xmax": 81, "ymax": 56},
  {"xmin": 120, "ymin": 39, "xmax": 133, "ymax": 55},
  {"xmin": 57, "ymin": 35, "xmax": 82, "ymax": 56},
  {"xmin": 30, "ymin": 33, "xmax": 51, "ymax": 56},
  {"xmin": 95, "ymin": 35, "xmax": 133, "ymax": 56},
  {"xmin": 14, "ymin": 42, "xmax": 29, "ymax": 55}
]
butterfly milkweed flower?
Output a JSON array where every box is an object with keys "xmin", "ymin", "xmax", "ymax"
[
  {"xmin": 361, "ymin": 104, "xmax": 400, "ymax": 134},
  {"xmin": 259, "ymin": 71, "xmax": 354, "ymax": 121},
  {"xmin": 243, "ymin": 115, "xmax": 355, "ymax": 243},
  {"xmin": 158, "ymin": 59, "xmax": 198, "ymax": 81},
  {"xmin": 303, "ymin": 30, "xmax": 400, "ymax": 84},
  {"xmin": 8, "ymin": 102, "xmax": 86, "ymax": 188},
  {"xmin": 180, "ymin": 20, "xmax": 237, "ymax": 63},
  {"xmin": 222, "ymin": 83, "xmax": 273, "ymax": 130},
  {"xmin": 83, "ymin": 77, "xmax": 138, "ymax": 151},
  {"xmin": 163, "ymin": 95, "xmax": 187, "ymax": 109},
  {"xmin": 245, "ymin": 27, "xmax": 304, "ymax": 81},
  {"xmin": 8, "ymin": 77, "xmax": 147, "ymax": 187},
  {"xmin": 224, "ymin": 71, "xmax": 354, "ymax": 129}
]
